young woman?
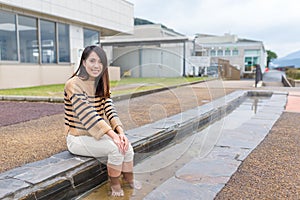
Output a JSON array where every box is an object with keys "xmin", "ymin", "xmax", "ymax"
[{"xmin": 64, "ymin": 45, "xmax": 140, "ymax": 197}]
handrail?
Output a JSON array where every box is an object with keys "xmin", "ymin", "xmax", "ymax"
[{"xmin": 281, "ymin": 74, "xmax": 292, "ymax": 87}]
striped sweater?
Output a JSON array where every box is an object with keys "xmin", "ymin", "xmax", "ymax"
[{"xmin": 64, "ymin": 76, "xmax": 122, "ymax": 140}]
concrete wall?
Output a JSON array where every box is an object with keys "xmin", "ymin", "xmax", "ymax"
[
  {"xmin": 216, "ymin": 58, "xmax": 240, "ymax": 80},
  {"xmin": 0, "ymin": 0, "xmax": 133, "ymax": 35},
  {"xmin": 197, "ymin": 33, "xmax": 238, "ymax": 44},
  {"xmin": 102, "ymin": 24, "xmax": 183, "ymax": 40},
  {"xmin": 108, "ymin": 66, "xmax": 121, "ymax": 81},
  {"xmin": 0, "ymin": 64, "xmax": 120, "ymax": 89},
  {"xmin": 110, "ymin": 44, "xmax": 184, "ymax": 78},
  {"xmin": 0, "ymin": 64, "xmax": 74, "ymax": 89},
  {"xmin": 101, "ymin": 24, "xmax": 187, "ymax": 78},
  {"xmin": 288, "ymin": 78, "xmax": 300, "ymax": 87}
]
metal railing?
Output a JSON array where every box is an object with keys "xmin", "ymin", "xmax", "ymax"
[{"xmin": 281, "ymin": 74, "xmax": 293, "ymax": 87}]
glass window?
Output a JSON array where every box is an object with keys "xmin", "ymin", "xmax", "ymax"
[
  {"xmin": 244, "ymin": 56, "xmax": 259, "ymax": 71},
  {"xmin": 40, "ymin": 19, "xmax": 57, "ymax": 63},
  {"xmin": 232, "ymin": 49, "xmax": 239, "ymax": 56},
  {"xmin": 0, "ymin": 11, "xmax": 18, "ymax": 61},
  {"xmin": 217, "ymin": 49, "xmax": 223, "ymax": 56},
  {"xmin": 84, "ymin": 28, "xmax": 99, "ymax": 47},
  {"xmin": 210, "ymin": 50, "xmax": 216, "ymax": 56},
  {"xmin": 253, "ymin": 57, "xmax": 258, "ymax": 65},
  {"xmin": 225, "ymin": 49, "xmax": 231, "ymax": 56},
  {"xmin": 18, "ymin": 15, "xmax": 38, "ymax": 63},
  {"xmin": 58, "ymin": 23, "xmax": 70, "ymax": 62}
]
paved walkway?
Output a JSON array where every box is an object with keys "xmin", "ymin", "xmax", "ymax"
[{"xmin": 285, "ymin": 91, "xmax": 300, "ymax": 112}]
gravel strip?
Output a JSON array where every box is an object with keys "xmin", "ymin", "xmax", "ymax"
[{"xmin": 0, "ymin": 101, "xmax": 63, "ymax": 126}]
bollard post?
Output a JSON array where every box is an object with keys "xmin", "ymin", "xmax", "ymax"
[{"xmin": 255, "ymin": 64, "xmax": 262, "ymax": 87}]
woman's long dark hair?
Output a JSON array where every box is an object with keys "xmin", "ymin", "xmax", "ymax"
[{"xmin": 72, "ymin": 45, "xmax": 110, "ymax": 97}]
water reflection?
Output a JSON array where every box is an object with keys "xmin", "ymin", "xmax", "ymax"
[{"xmin": 251, "ymin": 98, "xmax": 259, "ymax": 114}]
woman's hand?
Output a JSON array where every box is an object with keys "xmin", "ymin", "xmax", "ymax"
[
  {"xmin": 119, "ymin": 133, "xmax": 129, "ymax": 152},
  {"xmin": 115, "ymin": 126, "xmax": 129, "ymax": 153},
  {"xmin": 107, "ymin": 130, "xmax": 126, "ymax": 155}
]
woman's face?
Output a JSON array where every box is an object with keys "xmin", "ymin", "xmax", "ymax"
[{"xmin": 83, "ymin": 51, "xmax": 103, "ymax": 80}]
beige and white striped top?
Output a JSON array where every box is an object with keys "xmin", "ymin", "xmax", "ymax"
[{"xmin": 64, "ymin": 76, "xmax": 122, "ymax": 140}]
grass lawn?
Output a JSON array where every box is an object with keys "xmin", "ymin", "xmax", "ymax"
[{"xmin": 0, "ymin": 77, "xmax": 208, "ymax": 97}]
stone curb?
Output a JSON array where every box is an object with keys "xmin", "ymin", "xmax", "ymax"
[{"xmin": 0, "ymin": 79, "xmax": 207, "ymax": 103}]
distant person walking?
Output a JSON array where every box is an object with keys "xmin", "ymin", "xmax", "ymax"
[{"xmin": 64, "ymin": 45, "xmax": 141, "ymax": 197}]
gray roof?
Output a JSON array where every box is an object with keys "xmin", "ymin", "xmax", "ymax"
[{"xmin": 101, "ymin": 36, "xmax": 189, "ymax": 46}]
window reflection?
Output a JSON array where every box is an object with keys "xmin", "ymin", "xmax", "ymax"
[
  {"xmin": 18, "ymin": 15, "xmax": 38, "ymax": 63},
  {"xmin": 0, "ymin": 10, "xmax": 71, "ymax": 64},
  {"xmin": 40, "ymin": 20, "xmax": 57, "ymax": 63},
  {"xmin": 84, "ymin": 28, "xmax": 99, "ymax": 47},
  {"xmin": 58, "ymin": 23, "xmax": 70, "ymax": 62},
  {"xmin": 0, "ymin": 11, "xmax": 18, "ymax": 61},
  {"xmin": 232, "ymin": 49, "xmax": 239, "ymax": 56}
]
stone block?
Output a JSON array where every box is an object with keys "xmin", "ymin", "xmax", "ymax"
[{"xmin": 0, "ymin": 178, "xmax": 30, "ymax": 199}]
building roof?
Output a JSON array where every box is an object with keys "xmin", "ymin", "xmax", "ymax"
[
  {"xmin": 238, "ymin": 38, "xmax": 263, "ymax": 43},
  {"xmin": 101, "ymin": 36, "xmax": 189, "ymax": 46},
  {"xmin": 101, "ymin": 18, "xmax": 188, "ymax": 46},
  {"xmin": 134, "ymin": 18, "xmax": 185, "ymax": 37},
  {"xmin": 196, "ymin": 33, "xmax": 263, "ymax": 44}
]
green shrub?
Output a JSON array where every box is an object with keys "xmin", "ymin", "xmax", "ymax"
[{"xmin": 286, "ymin": 68, "xmax": 300, "ymax": 80}]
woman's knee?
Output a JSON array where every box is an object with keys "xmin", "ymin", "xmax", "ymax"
[
  {"xmin": 108, "ymin": 144, "xmax": 124, "ymax": 165},
  {"xmin": 124, "ymin": 144, "xmax": 134, "ymax": 162}
]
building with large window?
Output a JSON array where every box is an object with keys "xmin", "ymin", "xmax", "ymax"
[
  {"xmin": 0, "ymin": 0, "xmax": 133, "ymax": 89},
  {"xmin": 194, "ymin": 33, "xmax": 266, "ymax": 77}
]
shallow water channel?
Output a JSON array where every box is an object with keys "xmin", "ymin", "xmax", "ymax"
[{"xmin": 76, "ymin": 96, "xmax": 270, "ymax": 199}]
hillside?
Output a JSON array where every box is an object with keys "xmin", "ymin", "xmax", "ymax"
[{"xmin": 272, "ymin": 50, "xmax": 300, "ymax": 68}]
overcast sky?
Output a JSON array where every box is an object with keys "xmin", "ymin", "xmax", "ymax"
[{"xmin": 128, "ymin": 0, "xmax": 300, "ymax": 58}]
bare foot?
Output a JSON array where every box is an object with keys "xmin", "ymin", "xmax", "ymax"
[
  {"xmin": 111, "ymin": 184, "xmax": 124, "ymax": 197},
  {"xmin": 123, "ymin": 179, "xmax": 142, "ymax": 190}
]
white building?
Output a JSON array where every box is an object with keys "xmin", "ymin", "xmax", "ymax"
[
  {"xmin": 101, "ymin": 23, "xmax": 190, "ymax": 78},
  {"xmin": 101, "ymin": 28, "xmax": 266, "ymax": 78},
  {"xmin": 193, "ymin": 33, "xmax": 267, "ymax": 77},
  {"xmin": 0, "ymin": 0, "xmax": 133, "ymax": 89}
]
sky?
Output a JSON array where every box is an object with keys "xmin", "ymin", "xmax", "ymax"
[{"xmin": 128, "ymin": 0, "xmax": 300, "ymax": 58}]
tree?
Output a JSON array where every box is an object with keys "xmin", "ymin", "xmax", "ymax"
[{"xmin": 266, "ymin": 50, "xmax": 278, "ymax": 68}]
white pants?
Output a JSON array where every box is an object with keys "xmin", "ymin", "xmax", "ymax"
[{"xmin": 67, "ymin": 134, "xmax": 134, "ymax": 166}]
